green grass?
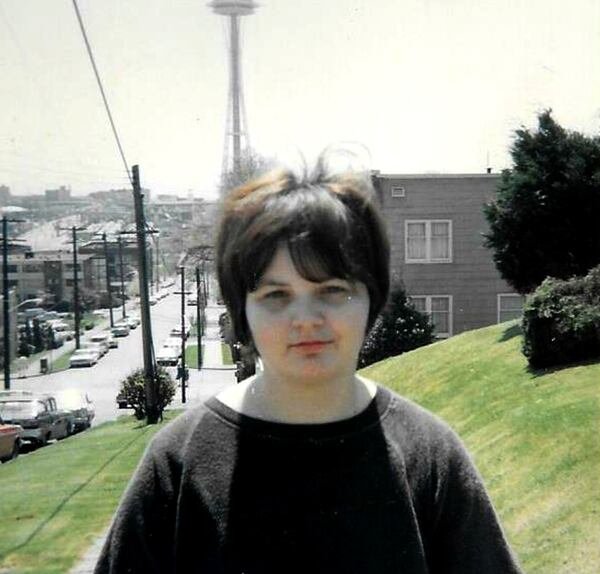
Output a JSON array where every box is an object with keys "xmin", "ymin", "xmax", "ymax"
[
  {"xmin": 0, "ymin": 413, "xmax": 179, "ymax": 574},
  {"xmin": 184, "ymin": 344, "xmax": 204, "ymax": 368},
  {"xmin": 360, "ymin": 320, "xmax": 600, "ymax": 574},
  {"xmin": 49, "ymin": 350, "xmax": 74, "ymax": 372},
  {"xmin": 2, "ymin": 322, "xmax": 598, "ymax": 573},
  {"xmin": 221, "ymin": 343, "xmax": 233, "ymax": 365}
]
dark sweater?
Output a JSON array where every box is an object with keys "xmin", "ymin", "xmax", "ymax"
[{"xmin": 94, "ymin": 386, "xmax": 523, "ymax": 573}]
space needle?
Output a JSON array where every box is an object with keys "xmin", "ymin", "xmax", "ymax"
[{"xmin": 209, "ymin": 0, "xmax": 258, "ymax": 182}]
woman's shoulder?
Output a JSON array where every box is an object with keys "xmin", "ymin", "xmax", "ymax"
[
  {"xmin": 373, "ymin": 383, "xmax": 468, "ymax": 458},
  {"xmin": 145, "ymin": 400, "xmax": 233, "ymax": 462}
]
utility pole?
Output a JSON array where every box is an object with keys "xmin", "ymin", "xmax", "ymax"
[
  {"xmin": 59, "ymin": 225, "xmax": 86, "ymax": 350},
  {"xmin": 2, "ymin": 216, "xmax": 24, "ymax": 390},
  {"xmin": 2, "ymin": 217, "xmax": 9, "ymax": 390},
  {"xmin": 175, "ymin": 266, "xmax": 191, "ymax": 403},
  {"xmin": 195, "ymin": 266, "xmax": 203, "ymax": 370},
  {"xmin": 72, "ymin": 227, "xmax": 83, "ymax": 350},
  {"xmin": 155, "ymin": 233, "xmax": 160, "ymax": 289},
  {"xmin": 132, "ymin": 165, "xmax": 158, "ymax": 423},
  {"xmin": 117, "ymin": 236, "xmax": 127, "ymax": 319},
  {"xmin": 99, "ymin": 232, "xmax": 114, "ymax": 328}
]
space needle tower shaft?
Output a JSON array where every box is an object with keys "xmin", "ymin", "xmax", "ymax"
[{"xmin": 209, "ymin": 0, "xmax": 258, "ymax": 181}]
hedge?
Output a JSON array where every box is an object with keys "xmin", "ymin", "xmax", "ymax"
[{"xmin": 522, "ymin": 265, "xmax": 600, "ymax": 369}]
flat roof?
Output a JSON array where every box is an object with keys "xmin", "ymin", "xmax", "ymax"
[{"xmin": 374, "ymin": 173, "xmax": 502, "ymax": 180}]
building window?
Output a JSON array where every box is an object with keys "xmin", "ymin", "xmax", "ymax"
[
  {"xmin": 2, "ymin": 264, "xmax": 18, "ymax": 273},
  {"xmin": 391, "ymin": 185, "xmax": 406, "ymax": 198},
  {"xmin": 65, "ymin": 279, "xmax": 74, "ymax": 287},
  {"xmin": 497, "ymin": 294, "xmax": 524, "ymax": 323},
  {"xmin": 410, "ymin": 295, "xmax": 452, "ymax": 338},
  {"xmin": 405, "ymin": 220, "xmax": 452, "ymax": 263}
]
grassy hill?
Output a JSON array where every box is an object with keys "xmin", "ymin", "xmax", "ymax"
[{"xmin": 360, "ymin": 320, "xmax": 600, "ymax": 574}]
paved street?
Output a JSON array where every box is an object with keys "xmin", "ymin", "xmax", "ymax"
[
  {"xmin": 3, "ymin": 290, "xmax": 236, "ymax": 574},
  {"xmin": 8, "ymin": 292, "xmax": 236, "ymax": 426}
]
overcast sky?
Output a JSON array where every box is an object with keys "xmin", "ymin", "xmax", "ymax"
[{"xmin": 1, "ymin": 0, "xmax": 599, "ymax": 199}]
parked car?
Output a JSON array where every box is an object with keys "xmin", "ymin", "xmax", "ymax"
[
  {"xmin": 0, "ymin": 390, "xmax": 73, "ymax": 446},
  {"xmin": 90, "ymin": 332, "xmax": 115, "ymax": 352},
  {"xmin": 162, "ymin": 337, "xmax": 182, "ymax": 353},
  {"xmin": 48, "ymin": 319, "xmax": 70, "ymax": 332},
  {"xmin": 170, "ymin": 326, "xmax": 190, "ymax": 340},
  {"xmin": 149, "ymin": 296, "xmax": 158, "ymax": 306},
  {"xmin": 156, "ymin": 346, "xmax": 181, "ymax": 366},
  {"xmin": 0, "ymin": 415, "xmax": 23, "ymax": 463},
  {"xmin": 125, "ymin": 316, "xmax": 140, "ymax": 329},
  {"xmin": 69, "ymin": 349, "xmax": 100, "ymax": 368},
  {"xmin": 111, "ymin": 323, "xmax": 130, "ymax": 337},
  {"xmin": 187, "ymin": 296, "xmax": 197, "ymax": 307},
  {"xmin": 80, "ymin": 341, "xmax": 108, "ymax": 357},
  {"xmin": 54, "ymin": 390, "xmax": 95, "ymax": 432}
]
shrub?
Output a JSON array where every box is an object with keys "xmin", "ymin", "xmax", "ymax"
[
  {"xmin": 522, "ymin": 265, "xmax": 600, "ymax": 369},
  {"xmin": 359, "ymin": 283, "xmax": 435, "ymax": 368},
  {"xmin": 117, "ymin": 367, "xmax": 177, "ymax": 421}
]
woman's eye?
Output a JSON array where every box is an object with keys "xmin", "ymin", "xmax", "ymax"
[
  {"xmin": 320, "ymin": 284, "xmax": 351, "ymax": 298},
  {"xmin": 263, "ymin": 290, "xmax": 288, "ymax": 300}
]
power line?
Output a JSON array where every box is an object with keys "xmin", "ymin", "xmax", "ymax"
[{"xmin": 70, "ymin": 0, "xmax": 132, "ymax": 187}]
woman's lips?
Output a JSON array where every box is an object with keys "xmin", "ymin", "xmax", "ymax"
[{"xmin": 290, "ymin": 340, "xmax": 332, "ymax": 354}]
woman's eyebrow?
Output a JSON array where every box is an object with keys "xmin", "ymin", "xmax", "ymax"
[{"xmin": 255, "ymin": 278, "xmax": 289, "ymax": 288}]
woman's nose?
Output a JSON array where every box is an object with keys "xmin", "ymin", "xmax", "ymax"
[{"xmin": 290, "ymin": 295, "xmax": 325, "ymax": 328}]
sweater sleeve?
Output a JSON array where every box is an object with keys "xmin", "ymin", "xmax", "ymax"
[
  {"xmin": 427, "ymin": 428, "xmax": 523, "ymax": 574},
  {"xmin": 93, "ymin": 435, "xmax": 180, "ymax": 574}
]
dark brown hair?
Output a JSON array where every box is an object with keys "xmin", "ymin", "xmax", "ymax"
[{"xmin": 216, "ymin": 158, "xmax": 390, "ymax": 345}]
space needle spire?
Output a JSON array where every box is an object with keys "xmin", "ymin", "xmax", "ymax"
[{"xmin": 209, "ymin": 0, "xmax": 258, "ymax": 183}]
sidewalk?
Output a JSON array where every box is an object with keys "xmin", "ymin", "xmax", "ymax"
[{"xmin": 68, "ymin": 338, "xmax": 235, "ymax": 574}]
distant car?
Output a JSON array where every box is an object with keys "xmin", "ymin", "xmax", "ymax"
[
  {"xmin": 156, "ymin": 346, "xmax": 181, "ymax": 366},
  {"xmin": 0, "ymin": 415, "xmax": 23, "ymax": 463},
  {"xmin": 162, "ymin": 337, "xmax": 182, "ymax": 352},
  {"xmin": 111, "ymin": 323, "xmax": 130, "ymax": 337},
  {"xmin": 124, "ymin": 316, "xmax": 140, "ymax": 329},
  {"xmin": 170, "ymin": 326, "xmax": 190, "ymax": 340},
  {"xmin": 90, "ymin": 332, "xmax": 116, "ymax": 351},
  {"xmin": 0, "ymin": 390, "xmax": 73, "ymax": 446},
  {"xmin": 69, "ymin": 349, "xmax": 100, "ymax": 368},
  {"xmin": 80, "ymin": 341, "xmax": 108, "ymax": 357},
  {"xmin": 54, "ymin": 391, "xmax": 95, "ymax": 432},
  {"xmin": 187, "ymin": 297, "xmax": 198, "ymax": 306},
  {"xmin": 149, "ymin": 296, "xmax": 158, "ymax": 306},
  {"xmin": 48, "ymin": 320, "xmax": 70, "ymax": 332}
]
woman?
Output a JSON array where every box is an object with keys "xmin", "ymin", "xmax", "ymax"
[{"xmin": 95, "ymin": 157, "xmax": 523, "ymax": 573}]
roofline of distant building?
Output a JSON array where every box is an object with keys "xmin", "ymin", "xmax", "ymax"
[{"xmin": 372, "ymin": 172, "xmax": 502, "ymax": 180}]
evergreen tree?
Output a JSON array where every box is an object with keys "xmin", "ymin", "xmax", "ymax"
[
  {"xmin": 32, "ymin": 319, "xmax": 44, "ymax": 353},
  {"xmin": 18, "ymin": 322, "xmax": 31, "ymax": 357},
  {"xmin": 484, "ymin": 110, "xmax": 600, "ymax": 294},
  {"xmin": 358, "ymin": 284, "xmax": 434, "ymax": 368}
]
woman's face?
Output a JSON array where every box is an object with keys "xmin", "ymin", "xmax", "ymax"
[{"xmin": 245, "ymin": 244, "xmax": 370, "ymax": 386}]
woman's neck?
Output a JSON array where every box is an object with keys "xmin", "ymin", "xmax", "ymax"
[{"xmin": 219, "ymin": 373, "xmax": 377, "ymax": 424}]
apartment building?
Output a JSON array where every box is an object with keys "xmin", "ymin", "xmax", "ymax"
[
  {"xmin": 2, "ymin": 251, "xmax": 102, "ymax": 304},
  {"xmin": 372, "ymin": 173, "xmax": 524, "ymax": 338}
]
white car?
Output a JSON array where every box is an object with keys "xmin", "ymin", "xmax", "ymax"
[
  {"xmin": 170, "ymin": 326, "xmax": 190, "ymax": 340},
  {"xmin": 81, "ymin": 341, "xmax": 108, "ymax": 357},
  {"xmin": 90, "ymin": 331, "xmax": 119, "ymax": 349},
  {"xmin": 112, "ymin": 323, "xmax": 130, "ymax": 337},
  {"xmin": 156, "ymin": 346, "xmax": 181, "ymax": 366},
  {"xmin": 163, "ymin": 337, "xmax": 182, "ymax": 352},
  {"xmin": 125, "ymin": 316, "xmax": 140, "ymax": 329},
  {"xmin": 54, "ymin": 390, "xmax": 95, "ymax": 432},
  {"xmin": 69, "ymin": 349, "xmax": 100, "ymax": 368}
]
